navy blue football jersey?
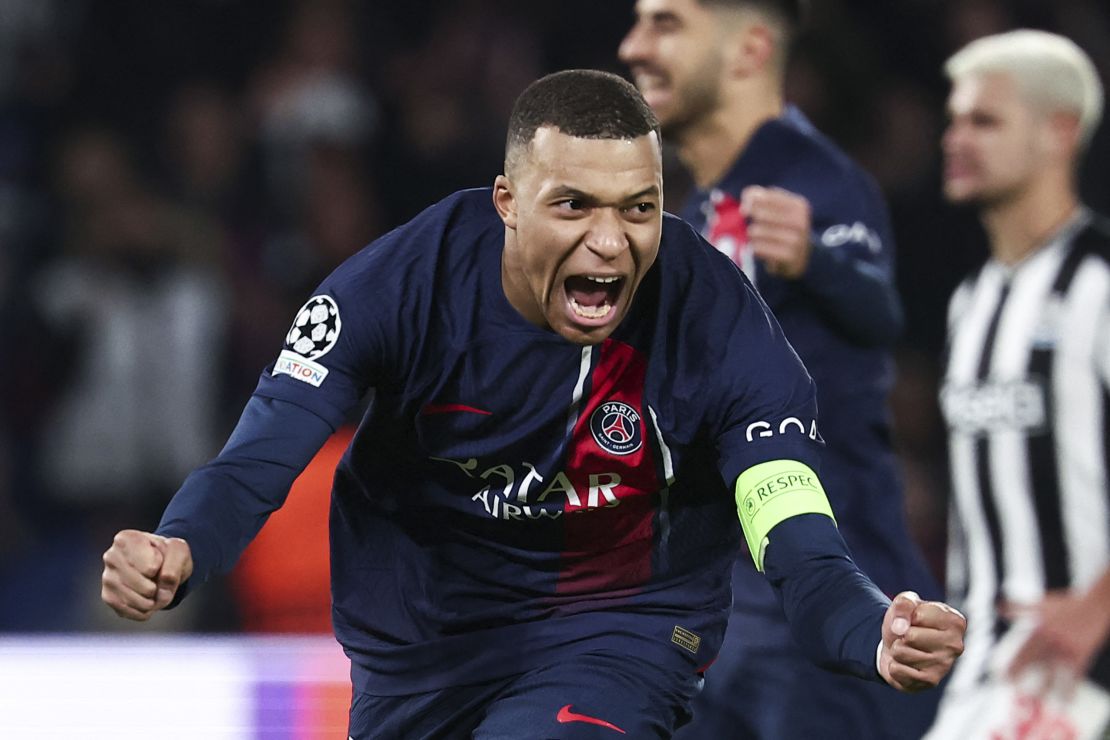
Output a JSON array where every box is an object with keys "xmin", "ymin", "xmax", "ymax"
[
  {"xmin": 681, "ymin": 106, "xmax": 939, "ymax": 604},
  {"xmin": 157, "ymin": 187, "xmax": 897, "ymax": 697},
  {"xmin": 253, "ymin": 188, "xmax": 823, "ymax": 693}
]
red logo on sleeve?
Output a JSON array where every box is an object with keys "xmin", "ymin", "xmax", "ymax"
[{"xmin": 556, "ymin": 705, "xmax": 626, "ymax": 734}]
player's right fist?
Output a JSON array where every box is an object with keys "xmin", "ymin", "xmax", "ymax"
[{"xmin": 101, "ymin": 530, "xmax": 193, "ymax": 621}]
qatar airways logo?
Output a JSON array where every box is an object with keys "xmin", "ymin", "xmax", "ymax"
[{"xmin": 431, "ymin": 457, "xmax": 627, "ymax": 521}]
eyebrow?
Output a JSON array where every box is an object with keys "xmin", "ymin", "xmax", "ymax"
[
  {"xmin": 640, "ymin": 10, "xmax": 681, "ymax": 27},
  {"xmin": 548, "ymin": 184, "xmax": 661, "ymax": 202}
]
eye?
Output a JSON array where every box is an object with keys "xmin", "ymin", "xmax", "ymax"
[
  {"xmin": 651, "ymin": 12, "xmax": 681, "ymax": 33},
  {"xmin": 557, "ymin": 199, "xmax": 585, "ymax": 211},
  {"xmin": 623, "ymin": 202, "xmax": 656, "ymax": 218},
  {"xmin": 969, "ymin": 112, "xmax": 999, "ymax": 129}
]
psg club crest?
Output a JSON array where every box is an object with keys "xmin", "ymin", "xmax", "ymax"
[
  {"xmin": 284, "ymin": 295, "xmax": 342, "ymax": 360},
  {"xmin": 590, "ymin": 401, "xmax": 643, "ymax": 456}
]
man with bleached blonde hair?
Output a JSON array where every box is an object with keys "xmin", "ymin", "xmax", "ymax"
[{"xmin": 929, "ymin": 29, "xmax": 1110, "ymax": 739}]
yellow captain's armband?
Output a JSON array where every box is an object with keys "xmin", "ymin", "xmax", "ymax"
[{"xmin": 735, "ymin": 460, "xmax": 835, "ymax": 572}]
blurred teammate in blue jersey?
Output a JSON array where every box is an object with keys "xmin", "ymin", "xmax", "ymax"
[
  {"xmin": 100, "ymin": 69, "xmax": 963, "ymax": 739},
  {"xmin": 621, "ymin": 1, "xmax": 944, "ymax": 737}
]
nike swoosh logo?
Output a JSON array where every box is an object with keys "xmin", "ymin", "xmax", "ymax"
[
  {"xmin": 420, "ymin": 403, "xmax": 492, "ymax": 416},
  {"xmin": 556, "ymin": 704, "xmax": 626, "ymax": 734}
]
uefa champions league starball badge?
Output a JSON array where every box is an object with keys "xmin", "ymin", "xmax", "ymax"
[
  {"xmin": 272, "ymin": 295, "xmax": 342, "ymax": 387},
  {"xmin": 284, "ymin": 295, "xmax": 342, "ymax": 360}
]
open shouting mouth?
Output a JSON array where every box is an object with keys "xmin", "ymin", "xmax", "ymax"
[{"xmin": 564, "ymin": 274, "xmax": 626, "ymax": 326}]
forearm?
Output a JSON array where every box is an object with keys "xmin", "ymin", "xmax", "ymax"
[
  {"xmin": 1086, "ymin": 567, "xmax": 1110, "ymax": 686},
  {"xmin": 156, "ymin": 395, "xmax": 334, "ymax": 601},
  {"xmin": 763, "ymin": 513, "xmax": 889, "ymax": 679},
  {"xmin": 799, "ymin": 245, "xmax": 903, "ymax": 346},
  {"xmin": 733, "ymin": 459, "xmax": 889, "ymax": 679},
  {"xmin": 1091, "ymin": 568, "xmax": 1110, "ymax": 687},
  {"xmin": 1085, "ymin": 567, "xmax": 1110, "ymax": 607}
]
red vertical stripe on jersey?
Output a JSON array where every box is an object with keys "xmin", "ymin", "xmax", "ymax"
[
  {"xmin": 707, "ymin": 191, "xmax": 749, "ymax": 266},
  {"xmin": 556, "ymin": 339, "xmax": 658, "ymax": 596}
]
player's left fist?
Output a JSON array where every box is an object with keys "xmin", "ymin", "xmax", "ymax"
[
  {"xmin": 739, "ymin": 185, "xmax": 812, "ymax": 279},
  {"xmin": 879, "ymin": 590, "xmax": 966, "ymax": 692}
]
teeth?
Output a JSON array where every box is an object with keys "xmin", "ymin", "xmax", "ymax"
[
  {"xmin": 570, "ymin": 298, "xmax": 613, "ymax": 319},
  {"xmin": 585, "ymin": 275, "xmax": 620, "ymax": 284}
]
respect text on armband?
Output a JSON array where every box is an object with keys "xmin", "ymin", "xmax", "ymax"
[
  {"xmin": 739, "ymin": 470, "xmax": 818, "ymax": 516},
  {"xmin": 735, "ymin": 460, "xmax": 832, "ymax": 571}
]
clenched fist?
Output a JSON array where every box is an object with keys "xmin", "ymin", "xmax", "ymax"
[
  {"xmin": 740, "ymin": 185, "xmax": 813, "ymax": 279},
  {"xmin": 101, "ymin": 530, "xmax": 193, "ymax": 621},
  {"xmin": 879, "ymin": 590, "xmax": 967, "ymax": 692}
]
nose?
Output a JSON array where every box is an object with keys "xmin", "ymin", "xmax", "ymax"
[
  {"xmin": 619, "ymin": 23, "xmax": 647, "ymax": 66},
  {"xmin": 941, "ymin": 121, "xmax": 962, "ymax": 155},
  {"xmin": 584, "ymin": 209, "xmax": 629, "ymax": 261}
]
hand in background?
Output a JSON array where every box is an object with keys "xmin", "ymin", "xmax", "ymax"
[
  {"xmin": 1004, "ymin": 586, "xmax": 1110, "ymax": 686},
  {"xmin": 740, "ymin": 185, "xmax": 813, "ymax": 279}
]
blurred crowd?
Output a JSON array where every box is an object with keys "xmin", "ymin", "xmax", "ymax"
[{"xmin": 1, "ymin": 0, "xmax": 1108, "ymax": 633}]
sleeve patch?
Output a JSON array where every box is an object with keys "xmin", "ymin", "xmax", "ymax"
[
  {"xmin": 284, "ymin": 295, "xmax": 342, "ymax": 360},
  {"xmin": 273, "ymin": 350, "xmax": 329, "ymax": 387},
  {"xmin": 272, "ymin": 295, "xmax": 342, "ymax": 386},
  {"xmin": 820, "ymin": 222, "xmax": 882, "ymax": 253}
]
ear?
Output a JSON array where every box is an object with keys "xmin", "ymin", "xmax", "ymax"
[
  {"xmin": 493, "ymin": 174, "xmax": 518, "ymax": 230},
  {"xmin": 1045, "ymin": 111, "xmax": 1082, "ymax": 159},
  {"xmin": 726, "ymin": 21, "xmax": 775, "ymax": 77}
]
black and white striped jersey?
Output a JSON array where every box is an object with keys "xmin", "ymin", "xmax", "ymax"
[{"xmin": 939, "ymin": 208, "xmax": 1110, "ymax": 692}]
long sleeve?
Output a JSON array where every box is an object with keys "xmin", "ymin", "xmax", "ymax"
[
  {"xmin": 762, "ymin": 513, "xmax": 890, "ymax": 680},
  {"xmin": 155, "ymin": 394, "xmax": 335, "ymax": 602},
  {"xmin": 799, "ymin": 241, "xmax": 904, "ymax": 347}
]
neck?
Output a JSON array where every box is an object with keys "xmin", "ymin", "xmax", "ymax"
[
  {"xmin": 500, "ymin": 230, "xmax": 544, "ymax": 327},
  {"xmin": 981, "ymin": 173, "xmax": 1080, "ymax": 266},
  {"xmin": 674, "ymin": 79, "xmax": 784, "ymax": 189}
]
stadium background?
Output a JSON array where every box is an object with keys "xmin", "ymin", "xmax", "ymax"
[{"xmin": 1, "ymin": 0, "xmax": 1108, "ymax": 736}]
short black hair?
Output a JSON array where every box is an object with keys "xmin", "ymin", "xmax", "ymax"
[
  {"xmin": 505, "ymin": 69, "xmax": 659, "ymax": 169},
  {"xmin": 699, "ymin": 0, "xmax": 807, "ymax": 65},
  {"xmin": 700, "ymin": 0, "xmax": 806, "ymax": 28}
]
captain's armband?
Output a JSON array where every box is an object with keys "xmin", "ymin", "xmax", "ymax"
[{"xmin": 735, "ymin": 459, "xmax": 835, "ymax": 572}]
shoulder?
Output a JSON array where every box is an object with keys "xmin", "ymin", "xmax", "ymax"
[
  {"xmin": 764, "ymin": 111, "xmax": 878, "ymax": 194},
  {"xmin": 660, "ymin": 211, "xmax": 711, "ymax": 254},
  {"xmin": 946, "ymin": 233, "xmax": 1004, "ymax": 326},
  {"xmin": 360, "ymin": 187, "xmax": 496, "ymax": 264},
  {"xmin": 1063, "ymin": 215, "xmax": 1110, "ymax": 306},
  {"xmin": 655, "ymin": 212, "xmax": 769, "ymax": 328},
  {"xmin": 1073, "ymin": 212, "xmax": 1110, "ymax": 263},
  {"xmin": 324, "ymin": 188, "xmax": 497, "ymax": 295},
  {"xmin": 753, "ymin": 110, "xmax": 889, "ymax": 235},
  {"xmin": 658, "ymin": 212, "xmax": 743, "ymax": 284},
  {"xmin": 947, "ymin": 268, "xmax": 983, "ymax": 328}
]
